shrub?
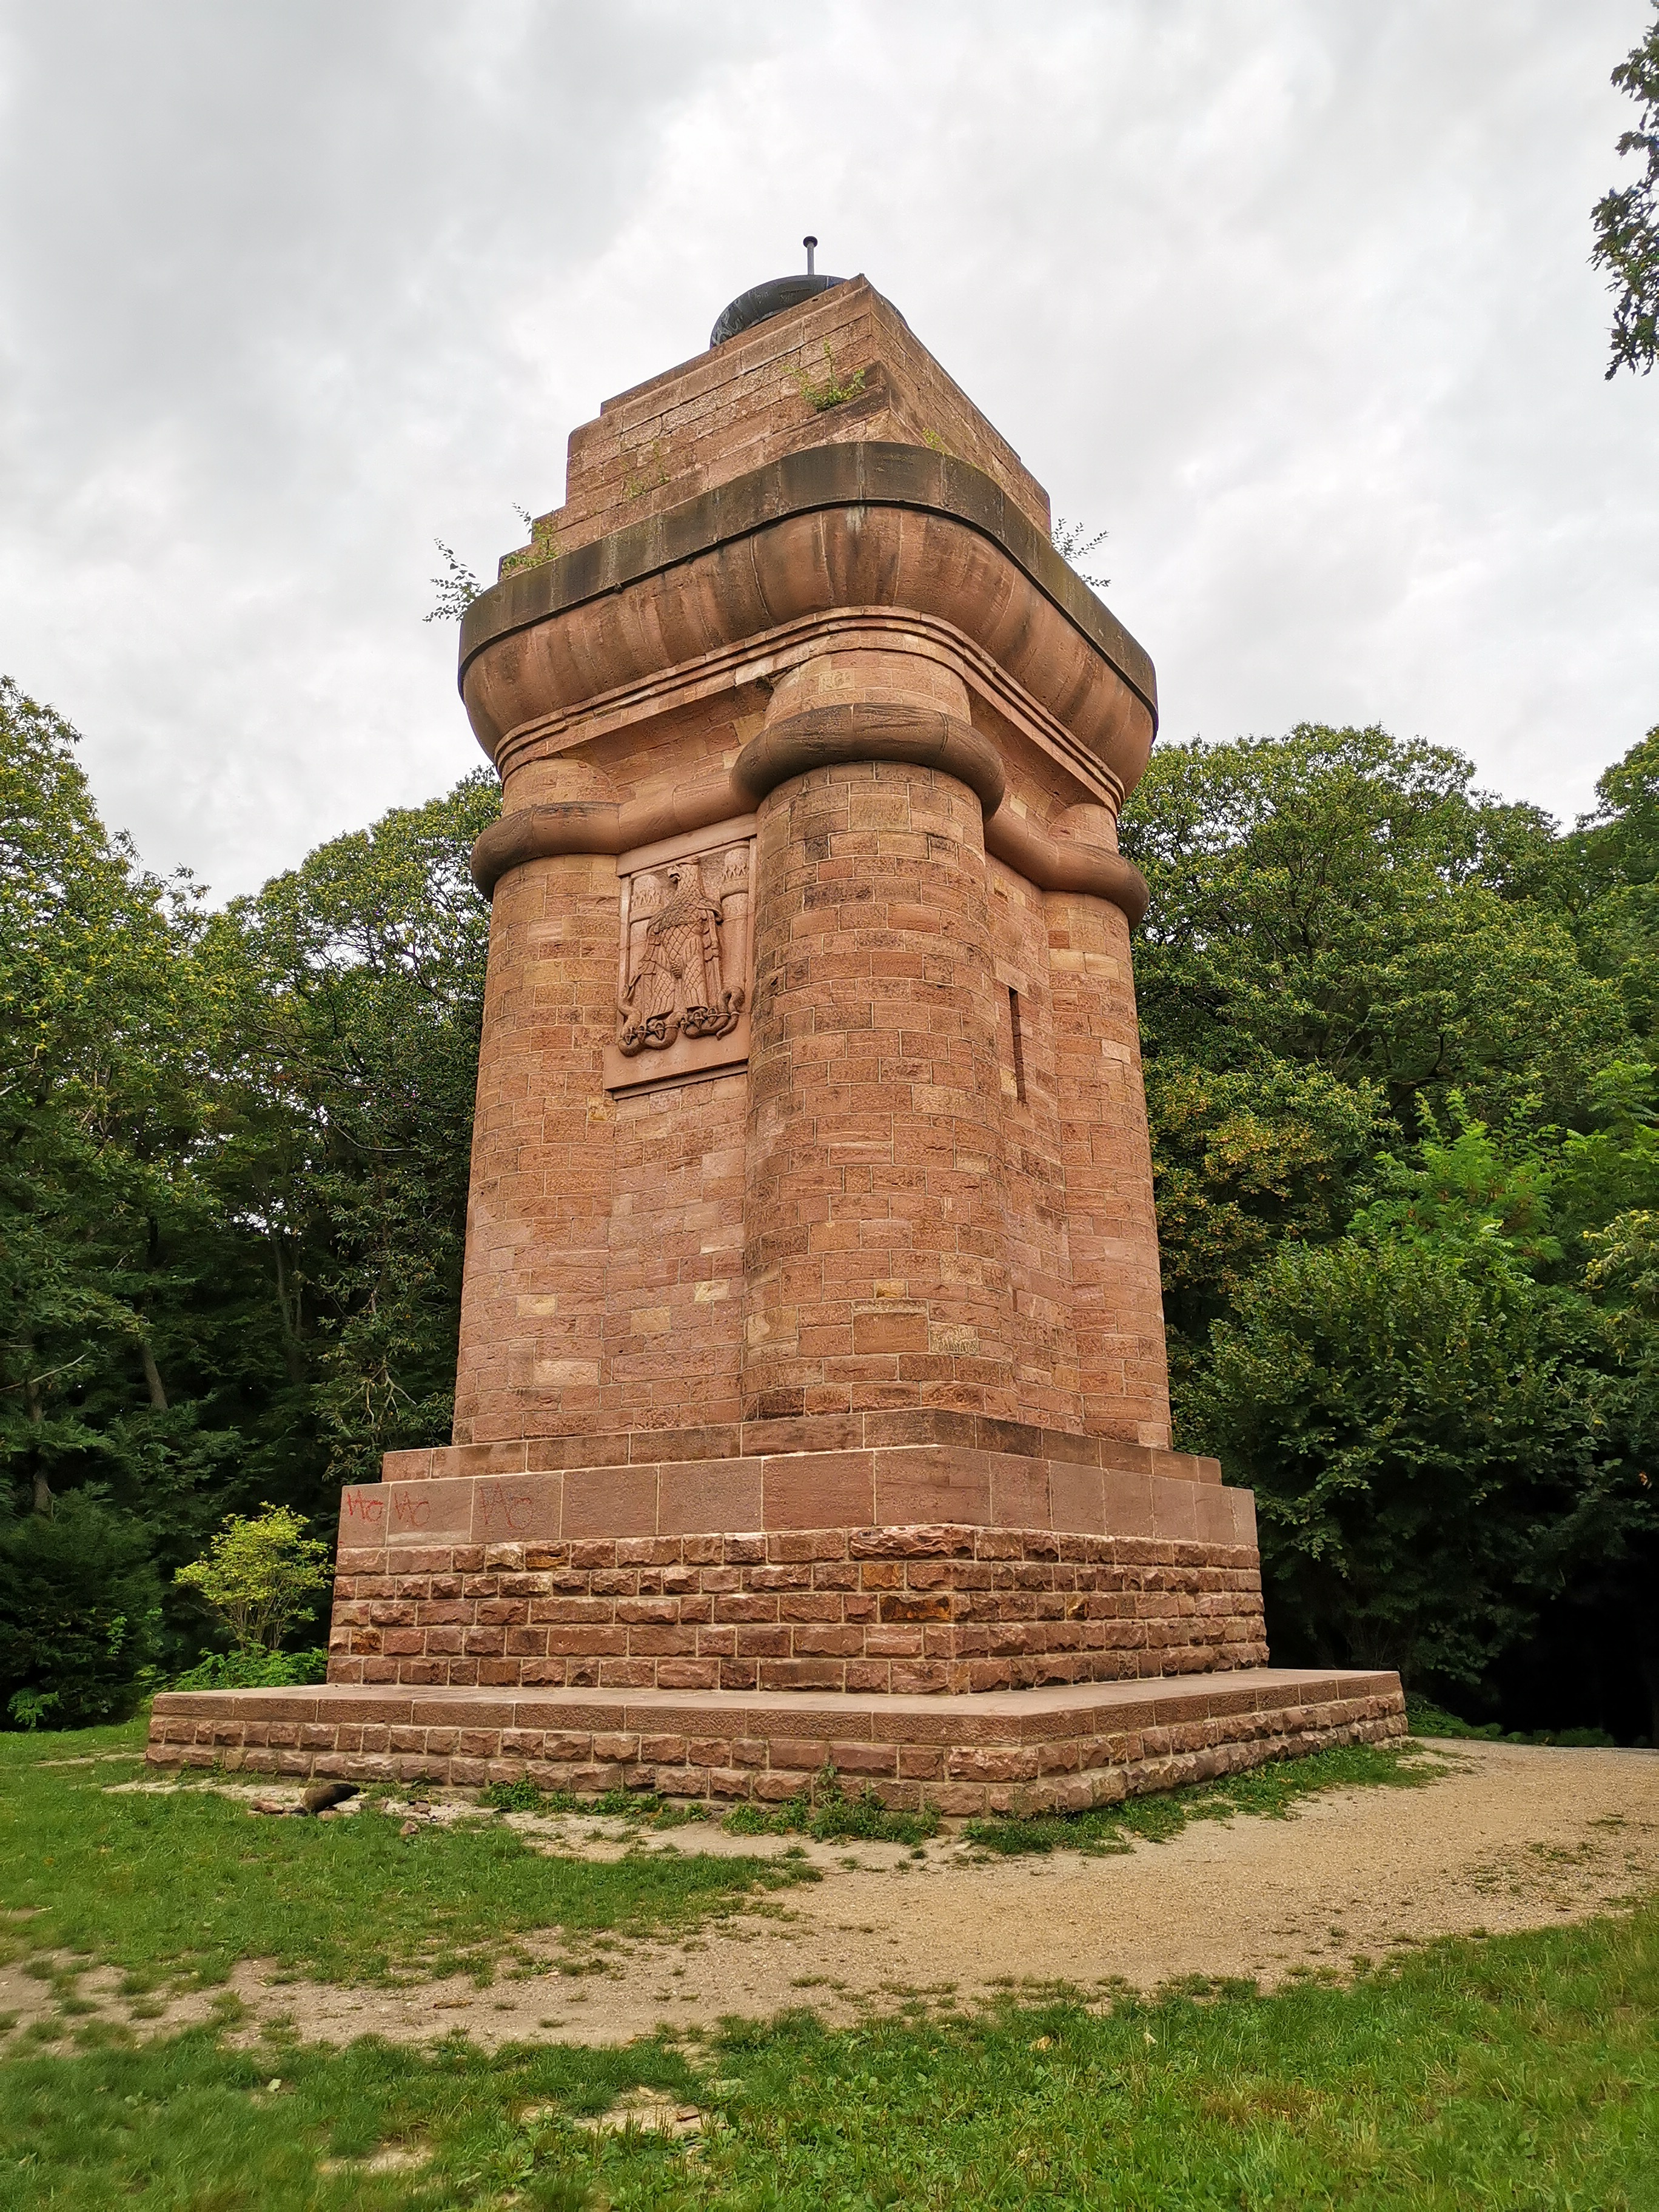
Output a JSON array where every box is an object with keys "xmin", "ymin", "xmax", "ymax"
[
  {"xmin": 0, "ymin": 1493, "xmax": 162, "ymax": 1727},
  {"xmin": 173, "ymin": 1504, "xmax": 332, "ymax": 1655},
  {"xmin": 169, "ymin": 1647, "xmax": 330, "ymax": 1690}
]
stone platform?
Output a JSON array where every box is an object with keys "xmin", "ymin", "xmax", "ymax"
[{"xmin": 144, "ymin": 1666, "xmax": 1406, "ymax": 1817}]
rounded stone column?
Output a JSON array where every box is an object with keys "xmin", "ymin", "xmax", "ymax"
[
  {"xmin": 1045, "ymin": 799, "xmax": 1171, "ymax": 1446},
  {"xmin": 737, "ymin": 651, "xmax": 1017, "ymax": 1424},
  {"xmin": 451, "ymin": 848, "xmax": 620, "ymax": 1447}
]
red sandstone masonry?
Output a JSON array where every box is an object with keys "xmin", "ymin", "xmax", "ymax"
[
  {"xmin": 452, "ymin": 296, "xmax": 1167, "ymax": 1455},
  {"xmin": 1045, "ymin": 881, "xmax": 1171, "ymax": 1446},
  {"xmin": 146, "ymin": 1669, "xmax": 1406, "ymax": 1817},
  {"xmin": 513, "ymin": 278, "xmax": 1052, "ymax": 568},
  {"xmin": 353, "ymin": 1424, "xmax": 1241, "ymax": 1560},
  {"xmin": 741, "ymin": 749, "xmax": 1021, "ymax": 1423},
  {"xmin": 321, "ymin": 1524, "xmax": 1265, "ymax": 1695}
]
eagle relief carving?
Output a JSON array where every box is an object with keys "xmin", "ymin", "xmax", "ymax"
[{"xmin": 611, "ymin": 835, "xmax": 754, "ymax": 1081}]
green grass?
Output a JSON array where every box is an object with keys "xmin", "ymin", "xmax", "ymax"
[
  {"xmin": 3, "ymin": 1900, "xmax": 1657, "ymax": 2208},
  {"xmin": 480, "ymin": 1770, "xmax": 939, "ymax": 1846},
  {"xmin": 479, "ymin": 1780, "xmax": 711, "ymax": 1831},
  {"xmin": 1, "ymin": 2023, "xmax": 705, "ymax": 2210},
  {"xmin": 962, "ymin": 1737, "xmax": 1444, "ymax": 1857},
  {"xmin": 722, "ymin": 1767, "xmax": 940, "ymax": 1848},
  {"xmin": 0, "ymin": 1719, "xmax": 814, "ymax": 1991}
]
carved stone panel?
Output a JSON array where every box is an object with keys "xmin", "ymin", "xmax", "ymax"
[{"xmin": 602, "ymin": 819, "xmax": 756, "ymax": 1095}]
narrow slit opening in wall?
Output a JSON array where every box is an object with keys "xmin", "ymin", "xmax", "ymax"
[{"xmin": 1008, "ymin": 986, "xmax": 1027, "ymax": 1104}]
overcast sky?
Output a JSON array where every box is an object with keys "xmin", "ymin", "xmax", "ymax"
[{"xmin": 1, "ymin": 1, "xmax": 1654, "ymax": 898}]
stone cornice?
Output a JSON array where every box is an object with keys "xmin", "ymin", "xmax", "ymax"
[
  {"xmin": 460, "ymin": 443, "xmax": 1153, "ymax": 706},
  {"xmin": 455, "ymin": 440, "xmax": 1159, "ymax": 787}
]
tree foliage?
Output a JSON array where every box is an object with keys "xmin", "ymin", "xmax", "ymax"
[
  {"xmin": 1185, "ymin": 1113, "xmax": 1650, "ymax": 1692},
  {"xmin": 0, "ymin": 677, "xmax": 493, "ymax": 1704},
  {"xmin": 1124, "ymin": 728, "xmax": 1658, "ymax": 1728},
  {"xmin": 0, "ymin": 1492, "xmax": 161, "ymax": 1726},
  {"xmin": 213, "ymin": 768, "xmax": 497, "ymax": 1484},
  {"xmin": 1592, "ymin": 2, "xmax": 1659, "ymax": 379},
  {"xmin": 173, "ymin": 1504, "xmax": 333, "ymax": 1655}
]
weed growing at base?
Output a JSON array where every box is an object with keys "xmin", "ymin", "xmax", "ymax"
[
  {"xmin": 964, "ymin": 1738, "xmax": 1444, "ymax": 1856},
  {"xmin": 479, "ymin": 1780, "xmax": 710, "ymax": 1831},
  {"xmin": 723, "ymin": 1765, "xmax": 940, "ymax": 1847},
  {"xmin": 0, "ymin": 1720, "xmax": 814, "ymax": 1991},
  {"xmin": 484, "ymin": 1765, "xmax": 942, "ymax": 1845},
  {"xmin": 471, "ymin": 1740, "xmax": 1435, "ymax": 1856},
  {"xmin": 2, "ymin": 1900, "xmax": 1655, "ymax": 2209}
]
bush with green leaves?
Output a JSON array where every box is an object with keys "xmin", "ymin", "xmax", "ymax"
[
  {"xmin": 173, "ymin": 1503, "xmax": 332, "ymax": 1656},
  {"xmin": 0, "ymin": 1492, "xmax": 161, "ymax": 1727},
  {"xmin": 1183, "ymin": 1110, "xmax": 1654, "ymax": 1694},
  {"xmin": 169, "ymin": 1646, "xmax": 329, "ymax": 1690}
]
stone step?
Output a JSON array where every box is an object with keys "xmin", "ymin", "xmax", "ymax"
[{"xmin": 146, "ymin": 1666, "xmax": 1406, "ymax": 1818}]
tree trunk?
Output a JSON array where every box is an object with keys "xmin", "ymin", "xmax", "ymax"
[
  {"xmin": 139, "ymin": 1336, "xmax": 169, "ymax": 1410},
  {"xmin": 140, "ymin": 1218, "xmax": 170, "ymax": 1409},
  {"xmin": 25, "ymin": 1371, "xmax": 50, "ymax": 1516},
  {"xmin": 272, "ymin": 1236, "xmax": 307, "ymax": 1385}
]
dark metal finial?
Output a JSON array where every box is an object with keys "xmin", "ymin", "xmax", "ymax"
[{"xmin": 710, "ymin": 246, "xmax": 845, "ymax": 347}]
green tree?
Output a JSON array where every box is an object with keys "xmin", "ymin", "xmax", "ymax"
[
  {"xmin": 1121, "ymin": 723, "xmax": 1659, "ymax": 1731},
  {"xmin": 0, "ymin": 679, "xmax": 248, "ymax": 1564},
  {"xmin": 0, "ymin": 1492, "xmax": 161, "ymax": 1726},
  {"xmin": 1147, "ymin": 1058, "xmax": 1386, "ymax": 1375},
  {"xmin": 1122, "ymin": 725, "xmax": 1617, "ymax": 1130},
  {"xmin": 0, "ymin": 677, "xmax": 498, "ymax": 1717},
  {"xmin": 1559, "ymin": 728, "xmax": 1659, "ymax": 1040},
  {"xmin": 173, "ymin": 1504, "xmax": 332, "ymax": 1656},
  {"xmin": 1119, "ymin": 723, "xmax": 1627, "ymax": 1397},
  {"xmin": 215, "ymin": 769, "xmax": 497, "ymax": 1484},
  {"xmin": 1592, "ymin": 2, "xmax": 1659, "ymax": 379},
  {"xmin": 1186, "ymin": 1116, "xmax": 1647, "ymax": 1692}
]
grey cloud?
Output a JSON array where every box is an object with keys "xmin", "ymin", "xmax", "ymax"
[{"xmin": 1, "ymin": 0, "xmax": 1654, "ymax": 894}]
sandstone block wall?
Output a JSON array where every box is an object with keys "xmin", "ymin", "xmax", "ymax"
[
  {"xmin": 324, "ymin": 1525, "xmax": 1269, "ymax": 1696},
  {"xmin": 503, "ymin": 276, "xmax": 1051, "ymax": 572},
  {"xmin": 449, "ymin": 377, "xmax": 1178, "ymax": 1448}
]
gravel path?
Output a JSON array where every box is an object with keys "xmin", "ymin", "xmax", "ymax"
[{"xmin": 6, "ymin": 1741, "xmax": 1655, "ymax": 2049}]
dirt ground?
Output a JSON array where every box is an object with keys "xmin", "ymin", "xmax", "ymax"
[{"xmin": 6, "ymin": 1741, "xmax": 1656, "ymax": 2049}]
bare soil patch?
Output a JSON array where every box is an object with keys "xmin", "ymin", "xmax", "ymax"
[{"xmin": 5, "ymin": 1741, "xmax": 1654, "ymax": 2051}]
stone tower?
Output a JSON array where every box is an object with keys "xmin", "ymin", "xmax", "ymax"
[{"xmin": 148, "ymin": 268, "xmax": 1403, "ymax": 1803}]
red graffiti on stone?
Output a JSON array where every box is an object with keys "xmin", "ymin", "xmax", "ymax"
[
  {"xmin": 478, "ymin": 1481, "xmax": 535, "ymax": 1533},
  {"xmin": 342, "ymin": 1489, "xmax": 385, "ymax": 1527},
  {"xmin": 392, "ymin": 1491, "xmax": 432, "ymax": 1530}
]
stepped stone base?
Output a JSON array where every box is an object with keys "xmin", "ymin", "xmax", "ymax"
[
  {"xmin": 352, "ymin": 1412, "xmax": 1240, "ymax": 1555},
  {"xmin": 326, "ymin": 1523, "xmax": 1268, "ymax": 1695},
  {"xmin": 144, "ymin": 1666, "xmax": 1406, "ymax": 1817}
]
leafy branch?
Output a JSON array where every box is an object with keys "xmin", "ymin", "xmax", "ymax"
[
  {"xmin": 1591, "ymin": 3, "xmax": 1659, "ymax": 379},
  {"xmin": 423, "ymin": 540, "xmax": 480, "ymax": 624},
  {"xmin": 1051, "ymin": 516, "xmax": 1110, "ymax": 591}
]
